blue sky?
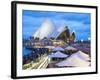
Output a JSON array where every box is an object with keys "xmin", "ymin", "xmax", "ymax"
[{"xmin": 22, "ymin": 10, "xmax": 91, "ymax": 41}]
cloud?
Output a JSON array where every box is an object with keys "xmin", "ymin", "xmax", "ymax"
[
  {"xmin": 22, "ymin": 15, "xmax": 45, "ymax": 37},
  {"xmin": 23, "ymin": 15, "xmax": 45, "ymax": 27},
  {"xmin": 52, "ymin": 19, "xmax": 90, "ymax": 40},
  {"xmin": 23, "ymin": 10, "xmax": 91, "ymax": 40}
]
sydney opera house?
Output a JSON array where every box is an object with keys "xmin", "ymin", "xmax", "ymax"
[
  {"xmin": 23, "ymin": 19, "xmax": 91, "ymax": 70},
  {"xmin": 33, "ymin": 19, "xmax": 76, "ymax": 43}
]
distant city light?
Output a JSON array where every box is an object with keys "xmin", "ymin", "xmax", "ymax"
[
  {"xmin": 81, "ymin": 39, "xmax": 83, "ymax": 42},
  {"xmin": 88, "ymin": 37, "xmax": 90, "ymax": 41}
]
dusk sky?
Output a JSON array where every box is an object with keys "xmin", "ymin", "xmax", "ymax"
[{"xmin": 22, "ymin": 10, "xmax": 91, "ymax": 41}]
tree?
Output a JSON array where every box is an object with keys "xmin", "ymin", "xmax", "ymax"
[
  {"xmin": 50, "ymin": 37, "xmax": 55, "ymax": 40},
  {"xmin": 65, "ymin": 26, "xmax": 70, "ymax": 39},
  {"xmin": 35, "ymin": 37, "xmax": 39, "ymax": 40},
  {"xmin": 70, "ymin": 32, "xmax": 76, "ymax": 42}
]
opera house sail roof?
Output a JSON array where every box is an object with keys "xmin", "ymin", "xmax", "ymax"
[
  {"xmin": 33, "ymin": 19, "xmax": 55, "ymax": 40},
  {"xmin": 33, "ymin": 18, "xmax": 76, "ymax": 42}
]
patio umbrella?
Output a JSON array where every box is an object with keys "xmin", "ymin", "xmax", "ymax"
[
  {"xmin": 55, "ymin": 54, "xmax": 90, "ymax": 67},
  {"xmin": 65, "ymin": 46, "xmax": 77, "ymax": 51},
  {"xmin": 49, "ymin": 51, "xmax": 68, "ymax": 58},
  {"xmin": 53, "ymin": 46, "xmax": 65, "ymax": 51},
  {"xmin": 72, "ymin": 51, "xmax": 90, "ymax": 61}
]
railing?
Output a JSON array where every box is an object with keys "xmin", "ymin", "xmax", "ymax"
[{"xmin": 23, "ymin": 54, "xmax": 51, "ymax": 69}]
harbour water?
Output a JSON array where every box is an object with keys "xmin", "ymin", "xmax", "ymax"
[{"xmin": 23, "ymin": 47, "xmax": 31, "ymax": 56}]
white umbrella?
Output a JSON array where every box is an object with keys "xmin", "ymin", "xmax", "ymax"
[
  {"xmin": 53, "ymin": 46, "xmax": 65, "ymax": 51},
  {"xmin": 72, "ymin": 51, "xmax": 90, "ymax": 61},
  {"xmin": 49, "ymin": 51, "xmax": 68, "ymax": 58},
  {"xmin": 65, "ymin": 46, "xmax": 77, "ymax": 51},
  {"xmin": 55, "ymin": 54, "xmax": 90, "ymax": 67}
]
